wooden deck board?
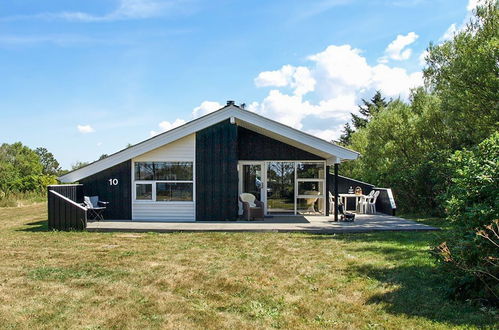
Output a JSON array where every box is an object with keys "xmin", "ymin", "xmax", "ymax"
[{"xmin": 86, "ymin": 214, "xmax": 439, "ymax": 233}]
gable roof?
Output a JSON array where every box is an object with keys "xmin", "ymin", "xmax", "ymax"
[{"xmin": 59, "ymin": 104, "xmax": 359, "ymax": 183}]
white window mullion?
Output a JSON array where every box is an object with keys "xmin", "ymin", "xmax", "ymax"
[
  {"xmin": 294, "ymin": 162, "xmax": 297, "ymax": 215},
  {"xmin": 152, "ymin": 181, "xmax": 157, "ymax": 202}
]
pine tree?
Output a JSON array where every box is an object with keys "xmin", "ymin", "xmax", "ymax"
[
  {"xmin": 338, "ymin": 122, "xmax": 354, "ymax": 145},
  {"xmin": 338, "ymin": 91, "xmax": 390, "ymax": 145},
  {"xmin": 355, "ymin": 91, "xmax": 389, "ymax": 127}
]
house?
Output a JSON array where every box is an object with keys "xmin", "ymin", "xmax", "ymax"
[{"xmin": 57, "ymin": 101, "xmax": 360, "ymax": 222}]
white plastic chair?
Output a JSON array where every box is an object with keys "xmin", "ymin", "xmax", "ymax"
[
  {"xmin": 357, "ymin": 190, "xmax": 375, "ymax": 214},
  {"xmin": 365, "ymin": 191, "xmax": 380, "ymax": 214},
  {"xmin": 328, "ymin": 191, "xmax": 335, "ymax": 215}
]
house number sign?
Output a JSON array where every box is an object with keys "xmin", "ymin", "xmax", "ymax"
[{"xmin": 108, "ymin": 178, "xmax": 119, "ymax": 186}]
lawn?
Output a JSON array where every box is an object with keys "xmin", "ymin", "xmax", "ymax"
[{"xmin": 0, "ymin": 203, "xmax": 496, "ymax": 329}]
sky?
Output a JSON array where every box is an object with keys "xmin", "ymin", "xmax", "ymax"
[{"xmin": 0, "ymin": 0, "xmax": 479, "ymax": 169}]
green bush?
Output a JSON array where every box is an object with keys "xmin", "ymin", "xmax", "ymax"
[
  {"xmin": 434, "ymin": 132, "xmax": 499, "ymax": 304},
  {"xmin": 10, "ymin": 174, "xmax": 57, "ymax": 193}
]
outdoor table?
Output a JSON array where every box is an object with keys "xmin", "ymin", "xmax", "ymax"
[{"xmin": 338, "ymin": 193, "xmax": 366, "ymax": 213}]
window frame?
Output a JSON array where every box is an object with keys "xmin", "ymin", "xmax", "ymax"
[
  {"xmin": 295, "ymin": 161, "xmax": 326, "ymax": 200},
  {"xmin": 135, "ymin": 183, "xmax": 153, "ymax": 201},
  {"xmin": 133, "ymin": 161, "xmax": 195, "ymax": 203}
]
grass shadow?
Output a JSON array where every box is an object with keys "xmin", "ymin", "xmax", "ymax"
[
  {"xmin": 352, "ymin": 263, "xmax": 496, "ymax": 327},
  {"xmin": 20, "ymin": 219, "xmax": 49, "ymax": 232},
  {"xmin": 304, "ymin": 229, "xmax": 495, "ymax": 326},
  {"xmin": 302, "ymin": 228, "xmax": 495, "ymax": 326}
]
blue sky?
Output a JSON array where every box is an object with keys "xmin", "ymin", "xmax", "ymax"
[{"xmin": 0, "ymin": 0, "xmax": 475, "ymax": 169}]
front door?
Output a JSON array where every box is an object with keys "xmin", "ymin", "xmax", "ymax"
[{"xmin": 238, "ymin": 162, "xmax": 264, "ymax": 215}]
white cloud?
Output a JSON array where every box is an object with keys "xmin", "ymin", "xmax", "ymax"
[
  {"xmin": 254, "ymin": 65, "xmax": 293, "ymax": 87},
  {"xmin": 306, "ymin": 128, "xmax": 343, "ymax": 142},
  {"xmin": 418, "ymin": 50, "xmax": 428, "ymax": 66},
  {"xmin": 61, "ymin": 0, "xmax": 170, "ymax": 22},
  {"xmin": 148, "ymin": 101, "xmax": 223, "ymax": 138},
  {"xmin": 467, "ymin": 0, "xmax": 480, "ymax": 11},
  {"xmin": 371, "ymin": 65, "xmax": 423, "ymax": 97},
  {"xmin": 150, "ymin": 118, "xmax": 186, "ymax": 136},
  {"xmin": 2, "ymin": 0, "xmax": 183, "ymax": 22},
  {"xmin": 248, "ymin": 90, "xmax": 314, "ymax": 129},
  {"xmin": 192, "ymin": 101, "xmax": 223, "ymax": 118},
  {"xmin": 382, "ymin": 32, "xmax": 419, "ymax": 61},
  {"xmin": 158, "ymin": 41, "xmax": 423, "ymax": 143},
  {"xmin": 77, "ymin": 124, "xmax": 94, "ymax": 133},
  {"xmin": 439, "ymin": 23, "xmax": 457, "ymax": 42},
  {"xmin": 307, "ymin": 44, "xmax": 421, "ymax": 100},
  {"xmin": 309, "ymin": 45, "xmax": 372, "ymax": 92},
  {"xmin": 250, "ymin": 43, "xmax": 423, "ymax": 140},
  {"xmin": 254, "ymin": 65, "xmax": 316, "ymax": 96}
]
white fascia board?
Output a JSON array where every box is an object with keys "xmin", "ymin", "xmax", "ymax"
[
  {"xmin": 59, "ymin": 106, "xmax": 235, "ymax": 182},
  {"xmin": 59, "ymin": 105, "xmax": 359, "ymax": 183}
]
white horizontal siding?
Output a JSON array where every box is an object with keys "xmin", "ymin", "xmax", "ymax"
[
  {"xmin": 132, "ymin": 133, "xmax": 196, "ymax": 221},
  {"xmin": 133, "ymin": 134, "xmax": 195, "ymax": 161},
  {"xmin": 132, "ymin": 202, "xmax": 195, "ymax": 221}
]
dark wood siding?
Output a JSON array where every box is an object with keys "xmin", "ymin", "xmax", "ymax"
[
  {"xmin": 374, "ymin": 188, "xmax": 397, "ymax": 216},
  {"xmin": 47, "ymin": 188, "xmax": 87, "ymax": 230},
  {"xmin": 47, "ymin": 184, "xmax": 84, "ymax": 203},
  {"xmin": 80, "ymin": 160, "xmax": 132, "ymax": 220},
  {"xmin": 238, "ymin": 127, "xmax": 324, "ymax": 160},
  {"xmin": 196, "ymin": 119, "xmax": 238, "ymax": 221},
  {"xmin": 328, "ymin": 174, "xmax": 375, "ymax": 195}
]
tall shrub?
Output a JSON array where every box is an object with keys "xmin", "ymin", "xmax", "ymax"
[{"xmin": 434, "ymin": 132, "xmax": 499, "ymax": 303}]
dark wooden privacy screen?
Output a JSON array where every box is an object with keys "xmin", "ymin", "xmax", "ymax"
[{"xmin": 47, "ymin": 185, "xmax": 87, "ymax": 230}]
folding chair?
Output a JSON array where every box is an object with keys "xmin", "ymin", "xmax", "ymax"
[{"xmin": 83, "ymin": 196, "xmax": 109, "ymax": 221}]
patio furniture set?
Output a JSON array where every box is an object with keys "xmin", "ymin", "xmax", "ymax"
[
  {"xmin": 239, "ymin": 189, "xmax": 380, "ymax": 221},
  {"xmin": 81, "ymin": 191, "xmax": 379, "ymax": 222},
  {"xmin": 338, "ymin": 190, "xmax": 380, "ymax": 214}
]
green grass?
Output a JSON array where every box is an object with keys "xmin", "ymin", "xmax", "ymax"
[
  {"xmin": 0, "ymin": 191, "xmax": 46, "ymax": 207},
  {"xmin": 0, "ymin": 203, "xmax": 497, "ymax": 329}
]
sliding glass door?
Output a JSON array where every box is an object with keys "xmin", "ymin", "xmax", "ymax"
[
  {"xmin": 267, "ymin": 162, "xmax": 295, "ymax": 214},
  {"xmin": 238, "ymin": 161, "xmax": 326, "ymax": 216}
]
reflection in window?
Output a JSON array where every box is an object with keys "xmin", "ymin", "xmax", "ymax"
[
  {"xmin": 135, "ymin": 162, "xmax": 193, "ymax": 181},
  {"xmin": 156, "ymin": 182, "xmax": 193, "ymax": 201},
  {"xmin": 296, "ymin": 162, "xmax": 324, "ymax": 179},
  {"xmin": 135, "ymin": 162, "xmax": 154, "ymax": 180},
  {"xmin": 298, "ymin": 181, "xmax": 324, "ymax": 196},
  {"xmin": 267, "ymin": 162, "xmax": 295, "ymax": 213},
  {"xmin": 154, "ymin": 162, "xmax": 193, "ymax": 180},
  {"xmin": 136, "ymin": 184, "xmax": 152, "ymax": 200},
  {"xmin": 297, "ymin": 197, "xmax": 324, "ymax": 214}
]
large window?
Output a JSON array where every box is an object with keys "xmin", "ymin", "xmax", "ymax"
[{"xmin": 134, "ymin": 162, "xmax": 193, "ymax": 202}]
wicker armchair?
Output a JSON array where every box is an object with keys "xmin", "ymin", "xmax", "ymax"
[{"xmin": 239, "ymin": 193, "xmax": 264, "ymax": 220}]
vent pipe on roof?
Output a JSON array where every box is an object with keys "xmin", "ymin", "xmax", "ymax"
[{"xmin": 226, "ymin": 100, "xmax": 235, "ymax": 106}]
